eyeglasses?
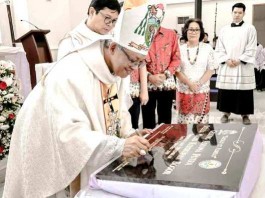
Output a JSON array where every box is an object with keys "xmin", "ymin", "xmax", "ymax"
[
  {"xmin": 120, "ymin": 47, "xmax": 145, "ymax": 68},
  {"xmin": 99, "ymin": 11, "xmax": 117, "ymax": 25},
  {"xmin": 188, "ymin": 29, "xmax": 200, "ymax": 33}
]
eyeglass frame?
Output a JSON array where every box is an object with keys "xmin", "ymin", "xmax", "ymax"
[
  {"xmin": 120, "ymin": 47, "xmax": 145, "ymax": 68},
  {"xmin": 187, "ymin": 28, "xmax": 201, "ymax": 33},
  {"xmin": 99, "ymin": 11, "xmax": 118, "ymax": 25}
]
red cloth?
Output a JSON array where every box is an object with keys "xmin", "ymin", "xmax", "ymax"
[
  {"xmin": 176, "ymin": 92, "xmax": 210, "ymax": 115},
  {"xmin": 146, "ymin": 27, "xmax": 180, "ymax": 75}
]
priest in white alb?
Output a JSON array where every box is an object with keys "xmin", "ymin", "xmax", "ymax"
[{"xmin": 57, "ymin": 0, "xmax": 121, "ymax": 60}]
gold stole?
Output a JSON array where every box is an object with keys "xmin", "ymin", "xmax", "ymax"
[
  {"xmin": 69, "ymin": 174, "xmax": 80, "ymax": 198},
  {"xmin": 100, "ymin": 82, "xmax": 121, "ymax": 137},
  {"xmin": 69, "ymin": 83, "xmax": 121, "ymax": 197}
]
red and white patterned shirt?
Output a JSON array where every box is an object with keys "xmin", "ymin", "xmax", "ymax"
[{"xmin": 146, "ymin": 27, "xmax": 181, "ymax": 75}]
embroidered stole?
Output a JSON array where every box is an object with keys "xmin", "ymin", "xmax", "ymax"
[
  {"xmin": 69, "ymin": 83, "xmax": 121, "ymax": 196},
  {"xmin": 100, "ymin": 82, "xmax": 121, "ymax": 137}
]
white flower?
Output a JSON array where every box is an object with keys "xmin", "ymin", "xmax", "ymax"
[
  {"xmin": 0, "ymin": 116, "xmax": 6, "ymax": 122},
  {"xmin": 12, "ymin": 96, "xmax": 18, "ymax": 103},
  {"xmin": 0, "ymin": 60, "xmax": 22, "ymax": 160},
  {"xmin": 1, "ymin": 77, "xmax": 13, "ymax": 86},
  {"xmin": 3, "ymin": 93, "xmax": 14, "ymax": 99},
  {"xmin": 2, "ymin": 60, "xmax": 14, "ymax": 70},
  {"xmin": 0, "ymin": 125, "xmax": 9, "ymax": 130},
  {"xmin": 1, "ymin": 111, "xmax": 9, "ymax": 117}
]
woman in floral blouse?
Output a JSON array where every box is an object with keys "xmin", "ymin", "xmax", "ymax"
[{"xmin": 175, "ymin": 18, "xmax": 217, "ymax": 124}]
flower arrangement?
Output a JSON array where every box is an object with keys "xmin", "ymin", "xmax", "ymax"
[{"xmin": 0, "ymin": 60, "xmax": 23, "ymax": 160}]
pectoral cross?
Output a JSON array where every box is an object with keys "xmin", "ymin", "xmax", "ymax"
[
  {"xmin": 103, "ymin": 93, "xmax": 118, "ymax": 112},
  {"xmin": 101, "ymin": 83, "xmax": 121, "ymax": 137}
]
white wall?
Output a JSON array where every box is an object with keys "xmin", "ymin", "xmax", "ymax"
[
  {"xmin": 0, "ymin": 0, "xmax": 30, "ymax": 46},
  {"xmin": 26, "ymin": 0, "xmax": 71, "ymax": 58},
  {"xmin": 27, "ymin": 0, "xmax": 89, "ymax": 59},
  {"xmin": 0, "ymin": 1, "xmax": 10, "ymax": 45},
  {"xmin": 1, "ymin": 0, "xmax": 264, "ymax": 59},
  {"xmin": 0, "ymin": 0, "xmax": 89, "ymax": 58},
  {"xmin": 163, "ymin": 0, "xmax": 265, "ymax": 43},
  {"xmin": 69, "ymin": 0, "xmax": 89, "ymax": 28}
]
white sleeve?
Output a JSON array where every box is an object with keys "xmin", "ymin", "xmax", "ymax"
[
  {"xmin": 239, "ymin": 26, "xmax": 257, "ymax": 64},
  {"xmin": 57, "ymin": 36, "xmax": 75, "ymax": 60},
  {"xmin": 215, "ymin": 28, "xmax": 229, "ymax": 64}
]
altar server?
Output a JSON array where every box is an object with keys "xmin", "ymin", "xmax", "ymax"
[{"xmin": 215, "ymin": 2, "xmax": 257, "ymax": 125}]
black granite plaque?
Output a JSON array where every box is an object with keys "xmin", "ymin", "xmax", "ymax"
[{"xmin": 96, "ymin": 123, "xmax": 258, "ymax": 191}]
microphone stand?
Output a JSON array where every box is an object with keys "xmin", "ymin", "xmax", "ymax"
[
  {"xmin": 0, "ymin": 0, "xmax": 16, "ymax": 46},
  {"xmin": 20, "ymin": 19, "xmax": 41, "ymax": 30}
]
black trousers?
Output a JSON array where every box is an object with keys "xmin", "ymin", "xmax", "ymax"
[
  {"xmin": 217, "ymin": 89, "xmax": 254, "ymax": 115},
  {"xmin": 257, "ymin": 69, "xmax": 265, "ymax": 90},
  {"xmin": 142, "ymin": 90, "xmax": 174, "ymax": 129},
  {"xmin": 128, "ymin": 97, "xmax": 141, "ymax": 129},
  {"xmin": 254, "ymin": 68, "xmax": 260, "ymax": 88}
]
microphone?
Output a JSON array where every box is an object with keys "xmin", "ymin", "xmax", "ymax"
[{"xmin": 20, "ymin": 19, "xmax": 41, "ymax": 30}]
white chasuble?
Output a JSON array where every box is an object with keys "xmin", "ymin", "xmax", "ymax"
[{"xmin": 3, "ymin": 41, "xmax": 134, "ymax": 198}]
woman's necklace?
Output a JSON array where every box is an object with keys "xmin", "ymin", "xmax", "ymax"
[{"xmin": 187, "ymin": 45, "xmax": 199, "ymax": 65}]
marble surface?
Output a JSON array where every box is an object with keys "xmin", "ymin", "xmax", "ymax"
[{"xmin": 96, "ymin": 124, "xmax": 258, "ymax": 191}]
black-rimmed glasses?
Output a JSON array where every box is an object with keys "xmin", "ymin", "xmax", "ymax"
[
  {"xmin": 99, "ymin": 11, "xmax": 117, "ymax": 25},
  {"xmin": 188, "ymin": 29, "xmax": 200, "ymax": 33},
  {"xmin": 120, "ymin": 47, "xmax": 145, "ymax": 68}
]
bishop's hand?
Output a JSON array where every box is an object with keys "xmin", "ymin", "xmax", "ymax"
[{"xmin": 122, "ymin": 135, "xmax": 150, "ymax": 158}]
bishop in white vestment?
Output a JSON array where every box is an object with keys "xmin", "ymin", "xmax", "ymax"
[{"xmin": 3, "ymin": 1, "xmax": 160, "ymax": 197}]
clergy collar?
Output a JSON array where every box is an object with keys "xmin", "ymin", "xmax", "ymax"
[{"xmin": 231, "ymin": 20, "xmax": 244, "ymax": 27}]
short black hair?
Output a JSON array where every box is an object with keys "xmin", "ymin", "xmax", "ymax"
[
  {"xmin": 204, "ymin": 32, "xmax": 208, "ymax": 36},
  {"xmin": 182, "ymin": 18, "xmax": 205, "ymax": 42},
  {"xmin": 232, "ymin": 3, "xmax": 246, "ymax": 12},
  {"xmin": 88, "ymin": 0, "xmax": 121, "ymax": 15}
]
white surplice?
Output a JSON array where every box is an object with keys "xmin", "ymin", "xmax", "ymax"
[
  {"xmin": 57, "ymin": 19, "xmax": 112, "ymax": 60},
  {"xmin": 215, "ymin": 22, "xmax": 257, "ymax": 90},
  {"xmin": 3, "ymin": 40, "xmax": 133, "ymax": 198}
]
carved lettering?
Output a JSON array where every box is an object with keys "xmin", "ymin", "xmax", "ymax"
[
  {"xmin": 185, "ymin": 153, "xmax": 201, "ymax": 165},
  {"xmin": 162, "ymin": 161, "xmax": 181, "ymax": 175},
  {"xmin": 195, "ymin": 141, "xmax": 208, "ymax": 153}
]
